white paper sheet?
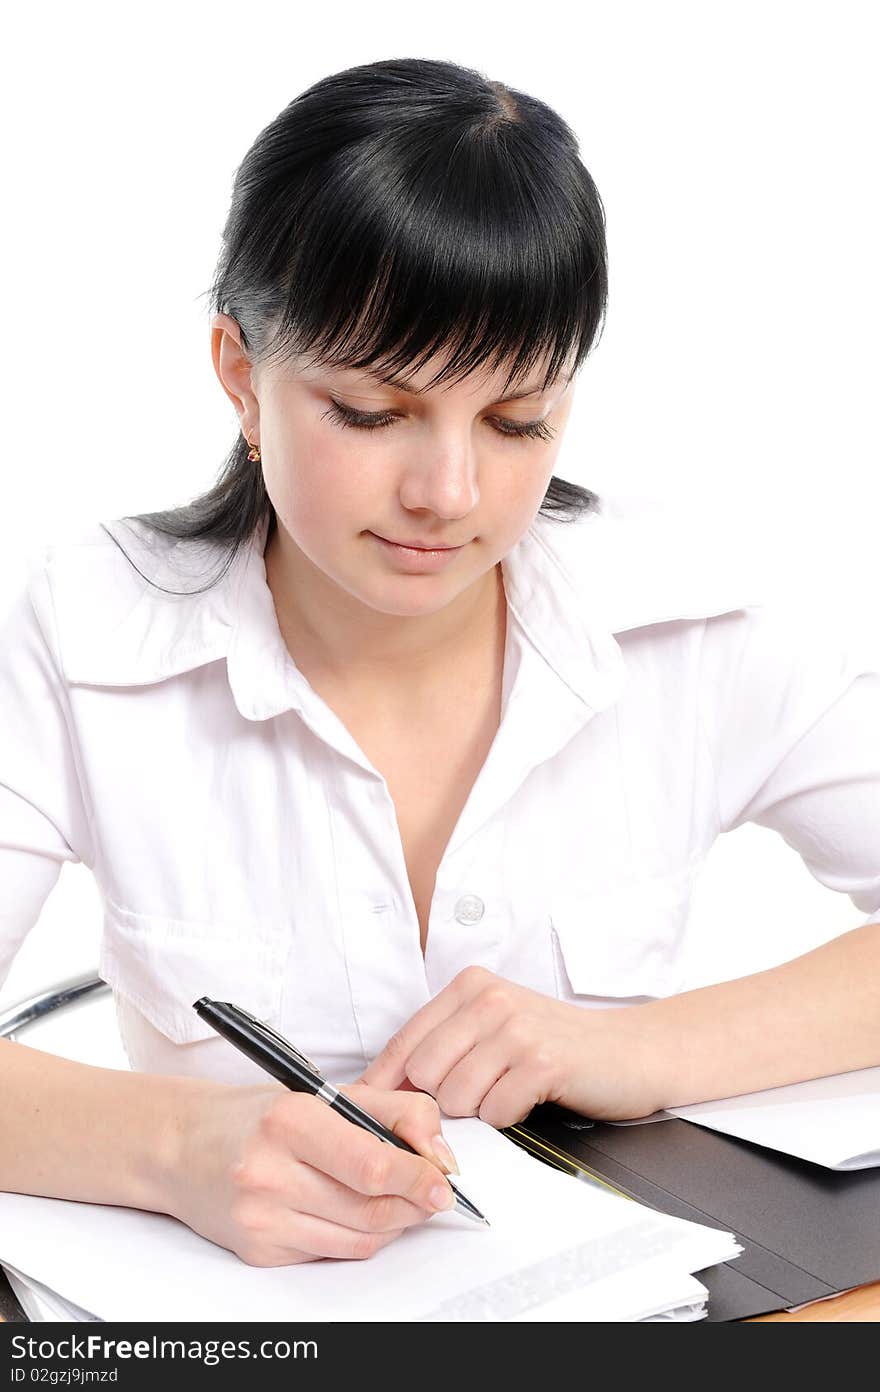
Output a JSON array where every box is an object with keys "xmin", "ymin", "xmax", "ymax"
[
  {"xmin": 0, "ymin": 1117, "xmax": 740, "ymax": 1322},
  {"xmin": 4, "ymin": 1263, "xmax": 101, "ymax": 1322},
  {"xmin": 668, "ymin": 1065, "xmax": 880, "ymax": 1169}
]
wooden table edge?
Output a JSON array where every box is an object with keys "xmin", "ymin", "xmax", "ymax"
[{"xmin": 746, "ymin": 1280, "xmax": 880, "ymax": 1321}]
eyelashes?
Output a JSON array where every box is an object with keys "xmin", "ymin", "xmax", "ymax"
[{"xmin": 321, "ymin": 397, "xmax": 556, "ymax": 442}]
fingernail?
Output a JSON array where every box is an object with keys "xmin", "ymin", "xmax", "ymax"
[
  {"xmin": 429, "ymin": 1181, "xmax": 456, "ymax": 1212},
  {"xmin": 431, "ymin": 1134, "xmax": 460, "ymax": 1175}
]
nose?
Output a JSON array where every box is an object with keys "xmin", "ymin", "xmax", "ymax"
[{"xmin": 396, "ymin": 432, "xmax": 480, "ymax": 520}]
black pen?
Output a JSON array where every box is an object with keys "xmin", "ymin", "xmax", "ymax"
[{"xmin": 193, "ymin": 997, "xmax": 489, "ymax": 1226}]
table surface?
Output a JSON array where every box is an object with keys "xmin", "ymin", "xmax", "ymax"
[{"xmin": 747, "ymin": 1281, "xmax": 880, "ymax": 1321}]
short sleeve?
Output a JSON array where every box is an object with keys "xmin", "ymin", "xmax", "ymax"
[
  {"xmin": 0, "ymin": 561, "xmax": 95, "ymax": 990},
  {"xmin": 698, "ymin": 598, "xmax": 880, "ymax": 921}
]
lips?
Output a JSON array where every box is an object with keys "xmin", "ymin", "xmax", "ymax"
[{"xmin": 375, "ymin": 534, "xmax": 461, "ymax": 550}]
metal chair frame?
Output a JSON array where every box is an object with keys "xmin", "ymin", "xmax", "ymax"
[{"xmin": 0, "ymin": 973, "xmax": 109, "ymax": 1041}]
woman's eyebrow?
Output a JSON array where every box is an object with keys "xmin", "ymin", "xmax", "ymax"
[{"xmin": 360, "ymin": 369, "xmax": 573, "ymax": 403}]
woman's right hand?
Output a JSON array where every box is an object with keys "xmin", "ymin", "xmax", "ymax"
[{"xmin": 157, "ymin": 1079, "xmax": 460, "ymax": 1267}]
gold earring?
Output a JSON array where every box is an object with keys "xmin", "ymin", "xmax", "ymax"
[{"xmin": 246, "ymin": 436, "xmax": 261, "ymax": 462}]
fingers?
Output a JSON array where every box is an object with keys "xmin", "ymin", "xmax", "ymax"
[
  {"xmin": 381, "ymin": 991, "xmax": 512, "ymax": 1108},
  {"xmin": 361, "ymin": 973, "xmax": 567, "ymax": 1126},
  {"xmin": 360, "ymin": 1023, "xmax": 431, "ymax": 1091},
  {"xmin": 229, "ymin": 1085, "xmax": 468, "ymax": 1267},
  {"xmin": 360, "ymin": 966, "xmax": 493, "ymax": 1089},
  {"xmin": 472, "ymin": 1063, "xmax": 553, "ymax": 1129},
  {"xmin": 236, "ymin": 1204, "xmax": 410, "ymax": 1265},
  {"xmin": 339, "ymin": 1083, "xmax": 460, "ymax": 1174},
  {"xmin": 270, "ymin": 1090, "xmax": 457, "ymax": 1217},
  {"xmin": 395, "ymin": 1016, "xmax": 560, "ymax": 1126},
  {"xmin": 275, "ymin": 1157, "xmax": 435, "ymax": 1234}
]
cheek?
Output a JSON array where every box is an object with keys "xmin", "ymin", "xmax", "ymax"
[
  {"xmin": 494, "ymin": 447, "xmax": 558, "ymax": 512},
  {"xmin": 482, "ymin": 450, "xmax": 558, "ymax": 548},
  {"xmin": 261, "ymin": 424, "xmax": 369, "ymax": 528}
]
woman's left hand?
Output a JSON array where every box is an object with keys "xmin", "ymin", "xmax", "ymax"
[{"xmin": 358, "ymin": 966, "xmax": 655, "ymax": 1128}]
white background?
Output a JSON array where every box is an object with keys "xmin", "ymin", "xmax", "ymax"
[{"xmin": 1, "ymin": 1, "xmax": 878, "ymax": 1062}]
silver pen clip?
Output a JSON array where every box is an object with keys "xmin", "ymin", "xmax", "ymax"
[{"xmin": 223, "ymin": 1003, "xmax": 323, "ymax": 1077}]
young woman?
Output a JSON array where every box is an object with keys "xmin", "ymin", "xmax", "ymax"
[{"xmin": 1, "ymin": 57, "xmax": 878, "ymax": 1270}]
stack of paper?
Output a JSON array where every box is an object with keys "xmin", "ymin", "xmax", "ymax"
[
  {"xmin": 0, "ymin": 1117, "xmax": 741, "ymax": 1322},
  {"xmin": 667, "ymin": 1064, "xmax": 880, "ymax": 1170}
]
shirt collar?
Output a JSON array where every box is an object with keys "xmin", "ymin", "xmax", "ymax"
[{"xmin": 53, "ymin": 507, "xmax": 764, "ymax": 722}]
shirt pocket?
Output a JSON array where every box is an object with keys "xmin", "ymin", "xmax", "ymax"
[
  {"xmin": 98, "ymin": 895, "xmax": 286, "ymax": 1046},
  {"xmin": 550, "ymin": 862, "xmax": 697, "ymax": 1002}
]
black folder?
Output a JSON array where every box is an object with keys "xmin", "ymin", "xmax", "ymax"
[{"xmin": 510, "ymin": 1103, "xmax": 880, "ymax": 1320}]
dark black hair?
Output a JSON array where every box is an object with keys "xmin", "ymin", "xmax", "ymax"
[{"xmin": 108, "ymin": 56, "xmax": 608, "ymax": 593}]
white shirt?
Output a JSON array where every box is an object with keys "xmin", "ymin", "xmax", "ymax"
[{"xmin": 1, "ymin": 508, "xmax": 878, "ymax": 1086}]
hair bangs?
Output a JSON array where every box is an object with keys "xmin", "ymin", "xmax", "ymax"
[{"xmin": 252, "ymin": 88, "xmax": 606, "ymax": 397}]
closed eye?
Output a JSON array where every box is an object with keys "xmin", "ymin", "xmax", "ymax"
[{"xmin": 322, "ymin": 397, "xmax": 556, "ymax": 442}]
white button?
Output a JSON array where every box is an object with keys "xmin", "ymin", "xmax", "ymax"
[{"xmin": 454, "ymin": 894, "xmax": 485, "ymax": 925}]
